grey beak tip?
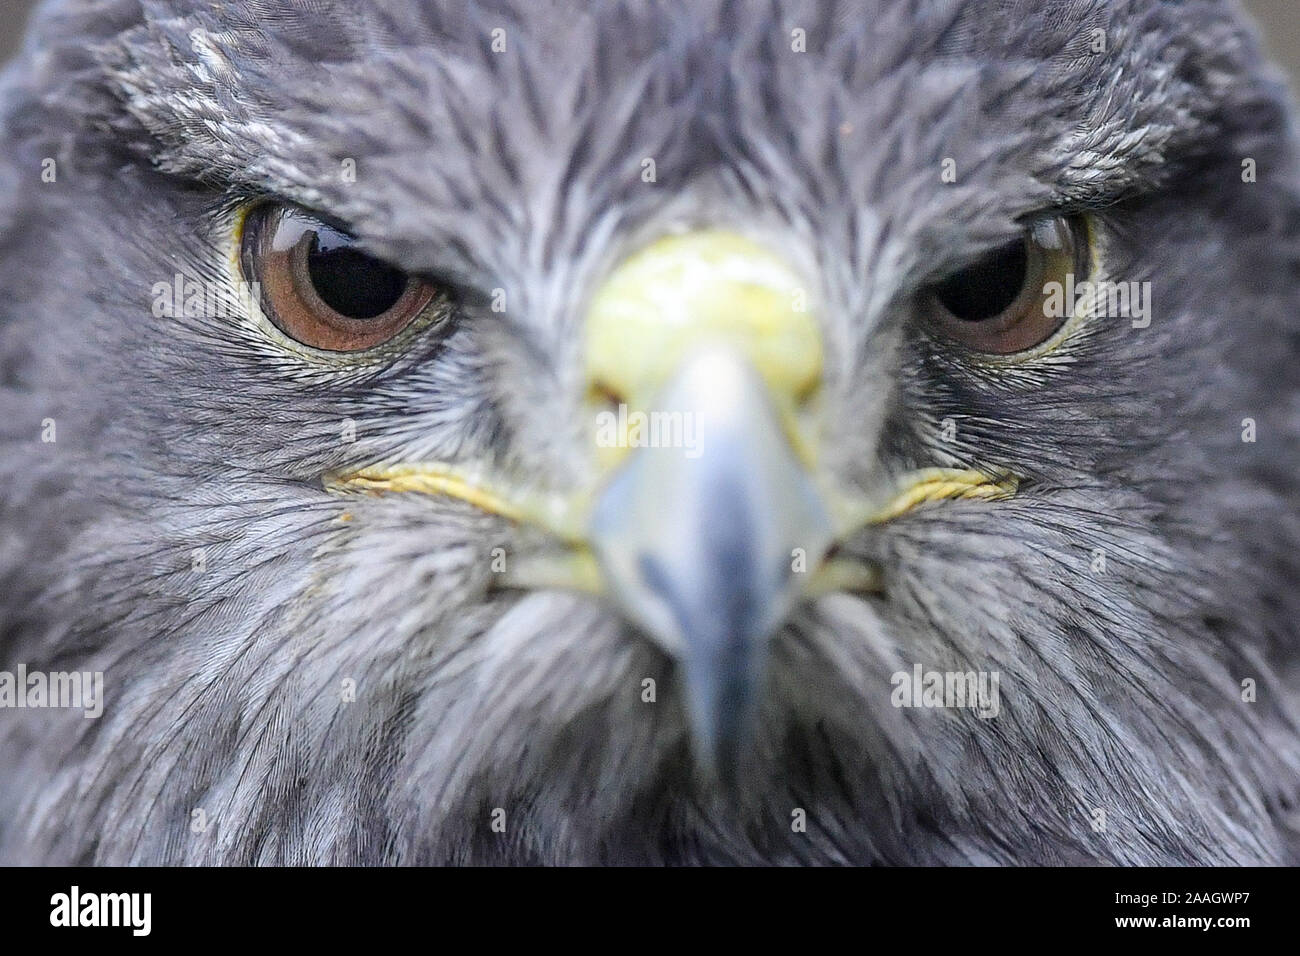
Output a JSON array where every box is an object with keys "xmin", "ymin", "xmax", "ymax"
[{"xmin": 587, "ymin": 350, "xmax": 833, "ymax": 782}]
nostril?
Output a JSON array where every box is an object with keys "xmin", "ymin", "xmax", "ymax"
[
  {"xmin": 587, "ymin": 380, "xmax": 625, "ymax": 412},
  {"xmin": 793, "ymin": 374, "xmax": 822, "ymax": 410}
]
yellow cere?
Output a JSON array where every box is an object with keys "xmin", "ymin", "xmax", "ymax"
[{"xmin": 583, "ymin": 230, "xmax": 822, "ymax": 466}]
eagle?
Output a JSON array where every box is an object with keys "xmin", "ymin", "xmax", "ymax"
[{"xmin": 0, "ymin": 0, "xmax": 1298, "ymax": 865}]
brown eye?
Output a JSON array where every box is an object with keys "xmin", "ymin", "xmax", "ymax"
[
  {"xmin": 924, "ymin": 217, "xmax": 1087, "ymax": 355},
  {"xmin": 241, "ymin": 205, "xmax": 438, "ymax": 352}
]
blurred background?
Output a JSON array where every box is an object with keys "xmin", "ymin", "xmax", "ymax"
[{"xmin": 1, "ymin": 0, "xmax": 1299, "ymax": 87}]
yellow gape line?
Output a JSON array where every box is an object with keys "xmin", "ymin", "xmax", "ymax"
[
  {"xmin": 861, "ymin": 468, "xmax": 1020, "ymax": 526},
  {"xmin": 328, "ymin": 463, "xmax": 1018, "ymax": 538},
  {"xmin": 323, "ymin": 464, "xmax": 586, "ymax": 542},
  {"xmin": 325, "ymin": 467, "xmax": 524, "ymax": 519}
]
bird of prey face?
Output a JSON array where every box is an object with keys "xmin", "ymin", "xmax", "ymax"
[{"xmin": 0, "ymin": 0, "xmax": 1298, "ymax": 865}]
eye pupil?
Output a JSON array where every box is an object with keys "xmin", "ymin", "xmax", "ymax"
[
  {"xmin": 304, "ymin": 233, "xmax": 410, "ymax": 320},
  {"xmin": 933, "ymin": 239, "xmax": 1028, "ymax": 321}
]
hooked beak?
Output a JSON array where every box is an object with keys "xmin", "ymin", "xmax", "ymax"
[
  {"xmin": 580, "ymin": 231, "xmax": 831, "ymax": 781},
  {"xmin": 325, "ymin": 230, "xmax": 1017, "ymax": 783},
  {"xmin": 587, "ymin": 347, "xmax": 834, "ymax": 781}
]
